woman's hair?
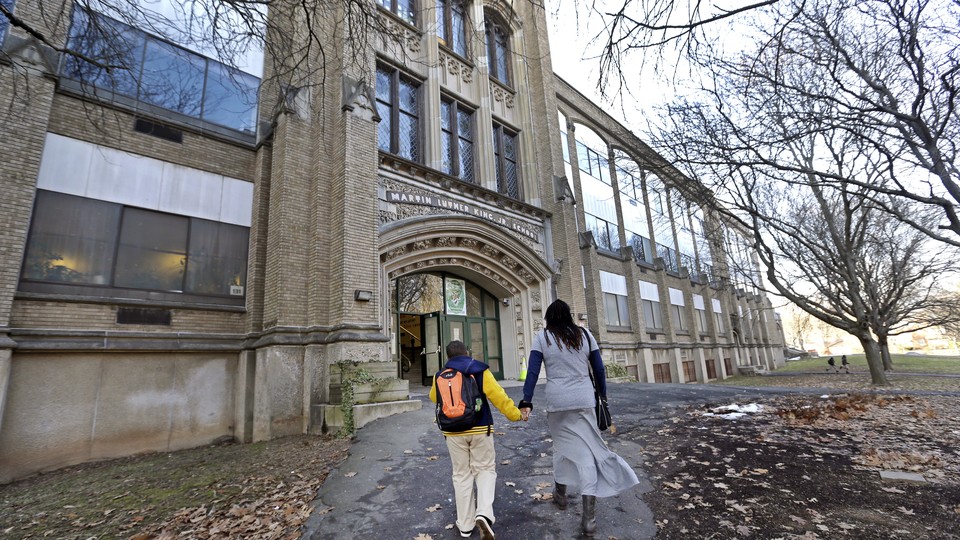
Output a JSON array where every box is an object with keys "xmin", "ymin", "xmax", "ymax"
[{"xmin": 544, "ymin": 299, "xmax": 584, "ymax": 351}]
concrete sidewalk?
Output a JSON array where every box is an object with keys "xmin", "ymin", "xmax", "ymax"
[{"xmin": 303, "ymin": 384, "xmax": 656, "ymax": 540}]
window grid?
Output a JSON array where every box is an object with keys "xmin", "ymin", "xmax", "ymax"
[
  {"xmin": 440, "ymin": 97, "xmax": 475, "ymax": 182},
  {"xmin": 493, "ymin": 122, "xmax": 520, "ymax": 199},
  {"xmin": 376, "ymin": 64, "xmax": 421, "ymax": 162},
  {"xmin": 437, "ymin": 0, "xmax": 468, "ymax": 57},
  {"xmin": 485, "ymin": 18, "xmax": 510, "ymax": 85}
]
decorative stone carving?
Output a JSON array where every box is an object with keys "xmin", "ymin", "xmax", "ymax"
[
  {"xmin": 412, "ymin": 240, "xmax": 432, "ymax": 251},
  {"xmin": 517, "ymin": 269, "xmax": 535, "ymax": 284},
  {"xmin": 481, "ymin": 245, "xmax": 500, "ymax": 258},
  {"xmin": 381, "ymin": 18, "xmax": 422, "ymax": 54},
  {"xmin": 440, "ymin": 52, "xmax": 474, "ymax": 84},
  {"xmin": 460, "ymin": 238, "xmax": 479, "ymax": 249},
  {"xmin": 490, "ymin": 83, "xmax": 515, "ymax": 108},
  {"xmin": 385, "ymin": 246, "xmax": 407, "ymax": 260},
  {"xmin": 530, "ymin": 290, "xmax": 541, "ymax": 311},
  {"xmin": 500, "ymin": 255, "xmax": 518, "ymax": 269},
  {"xmin": 434, "ymin": 236, "xmax": 455, "ymax": 247},
  {"xmin": 341, "ymin": 76, "xmax": 379, "ymax": 122}
]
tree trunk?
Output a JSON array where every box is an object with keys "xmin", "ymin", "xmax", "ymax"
[
  {"xmin": 858, "ymin": 335, "xmax": 888, "ymax": 385},
  {"xmin": 878, "ymin": 334, "xmax": 894, "ymax": 371}
]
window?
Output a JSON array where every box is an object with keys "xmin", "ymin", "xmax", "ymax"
[
  {"xmin": 437, "ymin": 0, "xmax": 468, "ymax": 57},
  {"xmin": 669, "ymin": 287, "xmax": 686, "ymax": 331},
  {"xmin": 639, "ymin": 281, "xmax": 663, "ymax": 330},
  {"xmin": 693, "ymin": 294, "xmax": 708, "ymax": 333},
  {"xmin": 0, "ymin": 0, "xmax": 16, "ymax": 44},
  {"xmin": 377, "ymin": 0, "xmax": 416, "ymax": 24},
  {"xmin": 485, "ymin": 17, "xmax": 510, "ymax": 85},
  {"xmin": 603, "ymin": 293, "xmax": 630, "ymax": 327},
  {"xmin": 493, "ymin": 122, "xmax": 520, "ymax": 199},
  {"xmin": 22, "ymin": 191, "xmax": 249, "ymax": 298},
  {"xmin": 600, "ymin": 271, "xmax": 629, "ymax": 328},
  {"xmin": 376, "ymin": 64, "xmax": 421, "ymax": 162},
  {"xmin": 60, "ymin": 8, "xmax": 259, "ymax": 134},
  {"xmin": 712, "ymin": 298, "xmax": 725, "ymax": 333},
  {"xmin": 616, "ymin": 156, "xmax": 653, "ymax": 264},
  {"xmin": 440, "ymin": 97, "xmax": 475, "ymax": 182}
]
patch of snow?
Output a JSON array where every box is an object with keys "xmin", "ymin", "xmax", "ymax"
[{"xmin": 702, "ymin": 403, "xmax": 764, "ymax": 420}]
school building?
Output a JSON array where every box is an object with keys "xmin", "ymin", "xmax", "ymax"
[{"xmin": 0, "ymin": 0, "xmax": 784, "ymax": 481}]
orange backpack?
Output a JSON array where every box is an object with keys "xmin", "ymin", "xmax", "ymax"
[{"xmin": 435, "ymin": 367, "xmax": 484, "ymax": 432}]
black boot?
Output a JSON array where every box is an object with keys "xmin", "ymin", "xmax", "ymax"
[
  {"xmin": 553, "ymin": 482, "xmax": 567, "ymax": 510},
  {"xmin": 581, "ymin": 495, "xmax": 596, "ymax": 537}
]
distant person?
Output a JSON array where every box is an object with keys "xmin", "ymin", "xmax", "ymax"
[
  {"xmin": 430, "ymin": 340, "xmax": 524, "ymax": 540},
  {"xmin": 841, "ymin": 355, "xmax": 850, "ymax": 373},
  {"xmin": 827, "ymin": 357, "xmax": 836, "ymax": 373},
  {"xmin": 518, "ymin": 300, "xmax": 639, "ymax": 538}
]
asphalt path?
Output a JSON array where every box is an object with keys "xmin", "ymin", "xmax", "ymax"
[{"xmin": 304, "ymin": 382, "xmax": 831, "ymax": 540}]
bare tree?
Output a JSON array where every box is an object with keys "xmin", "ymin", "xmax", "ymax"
[
  {"xmin": 595, "ymin": 0, "xmax": 960, "ymax": 247},
  {"xmin": 783, "ymin": 305, "xmax": 813, "ymax": 351},
  {"xmin": 651, "ymin": 21, "xmax": 958, "ymax": 383},
  {"xmin": 858, "ymin": 207, "xmax": 960, "ymax": 369}
]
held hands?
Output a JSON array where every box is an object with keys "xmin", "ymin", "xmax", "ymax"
[{"xmin": 519, "ymin": 408, "xmax": 531, "ymax": 422}]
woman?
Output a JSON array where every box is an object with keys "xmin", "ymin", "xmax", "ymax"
[{"xmin": 518, "ymin": 299, "xmax": 639, "ymax": 537}]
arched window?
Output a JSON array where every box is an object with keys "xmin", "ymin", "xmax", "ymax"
[
  {"xmin": 484, "ymin": 16, "xmax": 510, "ymax": 86},
  {"xmin": 437, "ymin": 0, "xmax": 468, "ymax": 58}
]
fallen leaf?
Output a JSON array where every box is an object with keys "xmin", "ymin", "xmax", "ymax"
[
  {"xmin": 426, "ymin": 504, "xmax": 441, "ymax": 512},
  {"xmin": 344, "ymin": 471, "xmax": 357, "ymax": 477},
  {"xmin": 505, "ymin": 481, "xmax": 516, "ymax": 487},
  {"xmin": 414, "ymin": 534, "xmax": 433, "ymax": 540},
  {"xmin": 897, "ymin": 506, "xmax": 915, "ymax": 516}
]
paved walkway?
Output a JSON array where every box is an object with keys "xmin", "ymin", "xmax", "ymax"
[
  {"xmin": 304, "ymin": 382, "xmax": 656, "ymax": 540},
  {"xmin": 302, "ymin": 381, "xmax": 845, "ymax": 540}
]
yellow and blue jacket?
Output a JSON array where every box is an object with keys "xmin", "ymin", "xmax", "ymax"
[{"xmin": 429, "ymin": 355, "xmax": 522, "ymax": 436}]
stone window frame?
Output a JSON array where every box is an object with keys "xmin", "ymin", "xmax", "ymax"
[
  {"xmin": 376, "ymin": 62, "xmax": 423, "ymax": 163},
  {"xmin": 440, "ymin": 94, "xmax": 477, "ymax": 182}
]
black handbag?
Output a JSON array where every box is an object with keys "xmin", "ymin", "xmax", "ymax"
[
  {"xmin": 583, "ymin": 328, "xmax": 612, "ymax": 431},
  {"xmin": 589, "ymin": 366, "xmax": 612, "ymax": 431}
]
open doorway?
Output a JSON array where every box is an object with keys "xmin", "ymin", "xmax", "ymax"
[{"xmin": 390, "ymin": 273, "xmax": 504, "ymax": 389}]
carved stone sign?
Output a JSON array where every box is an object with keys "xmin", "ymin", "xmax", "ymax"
[{"xmin": 386, "ymin": 190, "xmax": 540, "ymax": 241}]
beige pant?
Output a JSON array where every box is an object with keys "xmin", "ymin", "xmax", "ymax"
[{"xmin": 446, "ymin": 433, "xmax": 498, "ymax": 532}]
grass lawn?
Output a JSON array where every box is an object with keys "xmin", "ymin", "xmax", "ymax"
[
  {"xmin": 712, "ymin": 353, "xmax": 960, "ymax": 392},
  {"xmin": 778, "ymin": 353, "xmax": 960, "ymax": 374}
]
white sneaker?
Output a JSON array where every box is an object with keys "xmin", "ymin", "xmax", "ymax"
[{"xmin": 476, "ymin": 515, "xmax": 495, "ymax": 540}]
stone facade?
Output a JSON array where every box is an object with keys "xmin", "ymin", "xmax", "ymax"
[{"xmin": 0, "ymin": 0, "xmax": 784, "ymax": 482}]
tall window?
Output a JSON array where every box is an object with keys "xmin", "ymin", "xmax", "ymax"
[
  {"xmin": 440, "ymin": 97, "xmax": 475, "ymax": 182},
  {"xmin": 376, "ymin": 64, "xmax": 421, "ymax": 162},
  {"xmin": 61, "ymin": 7, "xmax": 259, "ymax": 134},
  {"xmin": 485, "ymin": 17, "xmax": 510, "ymax": 85},
  {"xmin": 22, "ymin": 191, "xmax": 249, "ymax": 297},
  {"xmin": 712, "ymin": 298, "xmax": 725, "ymax": 333},
  {"xmin": 648, "ymin": 174, "xmax": 678, "ymax": 272},
  {"xmin": 640, "ymin": 281, "xmax": 663, "ymax": 330},
  {"xmin": 693, "ymin": 294, "xmax": 709, "ymax": 333},
  {"xmin": 377, "ymin": 0, "xmax": 416, "ymax": 24},
  {"xmin": 616, "ymin": 154, "xmax": 653, "ymax": 264},
  {"xmin": 600, "ymin": 271, "xmax": 630, "ymax": 328},
  {"xmin": 578, "ymin": 132, "xmax": 620, "ymax": 252},
  {"xmin": 493, "ymin": 122, "xmax": 520, "ymax": 199},
  {"xmin": 669, "ymin": 287, "xmax": 686, "ymax": 331},
  {"xmin": 437, "ymin": 0, "xmax": 468, "ymax": 57}
]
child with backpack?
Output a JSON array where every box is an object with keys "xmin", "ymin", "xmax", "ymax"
[{"xmin": 430, "ymin": 340, "xmax": 524, "ymax": 540}]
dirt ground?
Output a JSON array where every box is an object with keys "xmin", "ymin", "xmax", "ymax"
[
  {"xmin": 1, "ymin": 378, "xmax": 958, "ymax": 539},
  {"xmin": 643, "ymin": 392, "xmax": 960, "ymax": 540}
]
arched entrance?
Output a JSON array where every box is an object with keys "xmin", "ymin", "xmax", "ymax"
[
  {"xmin": 380, "ymin": 216, "xmax": 553, "ymax": 390},
  {"xmin": 391, "ymin": 273, "xmax": 504, "ymax": 385}
]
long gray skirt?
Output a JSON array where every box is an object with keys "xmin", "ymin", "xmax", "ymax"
[{"xmin": 547, "ymin": 408, "xmax": 639, "ymax": 498}]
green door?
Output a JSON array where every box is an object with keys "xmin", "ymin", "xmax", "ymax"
[{"xmin": 442, "ymin": 315, "xmax": 503, "ymax": 380}]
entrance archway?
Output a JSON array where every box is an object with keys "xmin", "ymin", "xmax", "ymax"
[
  {"xmin": 392, "ymin": 273, "xmax": 504, "ymax": 385},
  {"xmin": 380, "ymin": 216, "xmax": 553, "ymax": 389}
]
